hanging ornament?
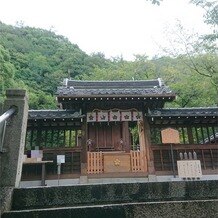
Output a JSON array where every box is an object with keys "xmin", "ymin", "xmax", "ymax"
[
  {"xmin": 97, "ymin": 111, "xmax": 108, "ymax": 122},
  {"xmin": 121, "ymin": 111, "xmax": 132, "ymax": 121},
  {"xmin": 132, "ymin": 111, "xmax": 143, "ymax": 121},
  {"xmin": 110, "ymin": 111, "xmax": 120, "ymax": 122},
  {"xmin": 87, "ymin": 112, "xmax": 97, "ymax": 122}
]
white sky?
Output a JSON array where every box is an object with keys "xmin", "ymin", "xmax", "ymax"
[{"xmin": 0, "ymin": 0, "xmax": 211, "ymax": 60}]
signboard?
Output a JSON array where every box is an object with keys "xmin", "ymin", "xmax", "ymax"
[
  {"xmin": 177, "ymin": 160, "xmax": 202, "ymax": 179},
  {"xmin": 57, "ymin": 155, "xmax": 65, "ymax": 164},
  {"xmin": 161, "ymin": 128, "xmax": 180, "ymax": 144}
]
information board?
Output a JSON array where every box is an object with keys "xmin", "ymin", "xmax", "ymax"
[{"xmin": 177, "ymin": 160, "xmax": 202, "ymax": 179}]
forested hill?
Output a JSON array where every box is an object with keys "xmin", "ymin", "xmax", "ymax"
[
  {"xmin": 0, "ymin": 22, "xmax": 217, "ymax": 109},
  {"xmin": 0, "ymin": 22, "xmax": 115, "ymax": 108}
]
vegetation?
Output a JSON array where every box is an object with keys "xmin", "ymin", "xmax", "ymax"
[{"xmin": 0, "ymin": 20, "xmax": 217, "ymax": 109}]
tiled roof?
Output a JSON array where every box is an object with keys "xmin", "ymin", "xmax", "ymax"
[
  {"xmin": 57, "ymin": 79, "xmax": 174, "ymax": 97},
  {"xmin": 65, "ymin": 79, "xmax": 161, "ymax": 89},
  {"xmin": 28, "ymin": 110, "xmax": 83, "ymax": 120},
  {"xmin": 148, "ymin": 107, "xmax": 218, "ymax": 117}
]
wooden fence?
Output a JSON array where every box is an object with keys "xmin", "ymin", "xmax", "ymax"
[
  {"xmin": 87, "ymin": 151, "xmax": 147, "ymax": 174},
  {"xmin": 87, "ymin": 152, "xmax": 103, "ymax": 174},
  {"xmin": 152, "ymin": 144, "xmax": 218, "ymax": 171},
  {"xmin": 130, "ymin": 150, "xmax": 147, "ymax": 172}
]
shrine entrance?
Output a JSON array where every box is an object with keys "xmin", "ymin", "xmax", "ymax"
[
  {"xmin": 87, "ymin": 122, "xmax": 133, "ymax": 152},
  {"xmin": 86, "ymin": 109, "xmax": 147, "ymax": 174}
]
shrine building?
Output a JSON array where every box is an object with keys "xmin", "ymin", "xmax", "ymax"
[{"xmin": 22, "ymin": 79, "xmax": 218, "ymax": 182}]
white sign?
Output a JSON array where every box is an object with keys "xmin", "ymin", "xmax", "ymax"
[
  {"xmin": 57, "ymin": 155, "xmax": 65, "ymax": 164},
  {"xmin": 177, "ymin": 160, "xmax": 202, "ymax": 179},
  {"xmin": 31, "ymin": 150, "xmax": 43, "ymax": 158}
]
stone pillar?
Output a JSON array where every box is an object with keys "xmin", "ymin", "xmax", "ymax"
[
  {"xmin": 0, "ymin": 89, "xmax": 28, "ymax": 213},
  {"xmin": 1, "ymin": 89, "xmax": 28, "ymax": 187}
]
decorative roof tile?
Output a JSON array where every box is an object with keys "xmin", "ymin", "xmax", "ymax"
[
  {"xmin": 56, "ymin": 79, "xmax": 174, "ymax": 97},
  {"xmin": 148, "ymin": 108, "xmax": 218, "ymax": 117},
  {"xmin": 28, "ymin": 110, "xmax": 83, "ymax": 120}
]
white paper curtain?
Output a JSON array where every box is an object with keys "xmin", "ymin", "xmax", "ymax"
[
  {"xmin": 87, "ymin": 110, "xmax": 143, "ymax": 122},
  {"xmin": 87, "ymin": 112, "xmax": 97, "ymax": 122}
]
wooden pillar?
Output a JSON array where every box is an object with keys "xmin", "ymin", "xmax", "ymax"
[
  {"xmin": 80, "ymin": 119, "xmax": 87, "ymax": 175},
  {"xmin": 122, "ymin": 121, "xmax": 130, "ymax": 152},
  {"xmin": 187, "ymin": 127, "xmax": 194, "ymax": 144},
  {"xmin": 142, "ymin": 117, "xmax": 155, "ymax": 174},
  {"xmin": 36, "ymin": 126, "xmax": 42, "ymax": 149}
]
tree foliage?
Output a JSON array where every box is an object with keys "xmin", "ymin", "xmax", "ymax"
[
  {"xmin": 0, "ymin": 21, "xmax": 217, "ymax": 109},
  {"xmin": 0, "ymin": 22, "xmax": 112, "ymax": 108}
]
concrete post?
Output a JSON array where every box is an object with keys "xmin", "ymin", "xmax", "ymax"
[{"xmin": 0, "ymin": 89, "xmax": 28, "ymax": 213}]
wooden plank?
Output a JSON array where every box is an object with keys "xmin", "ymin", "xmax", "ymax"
[
  {"xmin": 98, "ymin": 124, "xmax": 104, "ymax": 147},
  {"xmin": 106, "ymin": 125, "xmax": 112, "ymax": 148},
  {"xmin": 122, "ymin": 121, "xmax": 131, "ymax": 152},
  {"xmin": 130, "ymin": 150, "xmax": 146, "ymax": 172},
  {"xmin": 113, "ymin": 124, "xmax": 122, "ymax": 150},
  {"xmin": 138, "ymin": 121, "xmax": 145, "ymax": 151},
  {"xmin": 136, "ymin": 151, "xmax": 139, "ymax": 171},
  {"xmin": 161, "ymin": 128, "xmax": 180, "ymax": 144},
  {"xmin": 210, "ymin": 149, "xmax": 215, "ymax": 170},
  {"xmin": 151, "ymin": 144, "xmax": 218, "ymax": 150},
  {"xmin": 104, "ymin": 152, "xmax": 131, "ymax": 173},
  {"xmin": 87, "ymin": 152, "xmax": 103, "ymax": 174}
]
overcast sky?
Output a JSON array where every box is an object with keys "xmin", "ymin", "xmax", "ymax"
[{"xmin": 0, "ymin": 0, "xmax": 210, "ymax": 60}]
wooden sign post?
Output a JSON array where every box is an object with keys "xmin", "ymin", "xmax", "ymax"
[
  {"xmin": 161, "ymin": 128, "xmax": 180, "ymax": 178},
  {"xmin": 161, "ymin": 128, "xmax": 180, "ymax": 144}
]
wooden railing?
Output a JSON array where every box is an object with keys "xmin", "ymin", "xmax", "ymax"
[
  {"xmin": 151, "ymin": 144, "xmax": 218, "ymax": 171},
  {"xmin": 22, "ymin": 148, "xmax": 81, "ymax": 180},
  {"xmin": 87, "ymin": 152, "xmax": 103, "ymax": 174},
  {"xmin": 87, "ymin": 151, "xmax": 147, "ymax": 174},
  {"xmin": 130, "ymin": 150, "xmax": 147, "ymax": 172}
]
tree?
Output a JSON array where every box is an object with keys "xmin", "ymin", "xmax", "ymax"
[
  {"xmin": 0, "ymin": 45, "xmax": 16, "ymax": 103},
  {"xmin": 191, "ymin": 0, "xmax": 218, "ymax": 42},
  {"xmin": 157, "ymin": 16, "xmax": 217, "ymax": 105},
  {"xmin": 152, "ymin": 55, "xmax": 217, "ymax": 107}
]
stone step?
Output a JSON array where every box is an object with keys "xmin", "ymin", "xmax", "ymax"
[
  {"xmin": 11, "ymin": 180, "xmax": 218, "ymax": 210},
  {"xmin": 2, "ymin": 200, "xmax": 218, "ymax": 218}
]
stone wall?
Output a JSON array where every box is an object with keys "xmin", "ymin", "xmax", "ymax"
[
  {"xmin": 3, "ymin": 200, "xmax": 218, "ymax": 218},
  {"xmin": 11, "ymin": 180, "xmax": 218, "ymax": 210}
]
